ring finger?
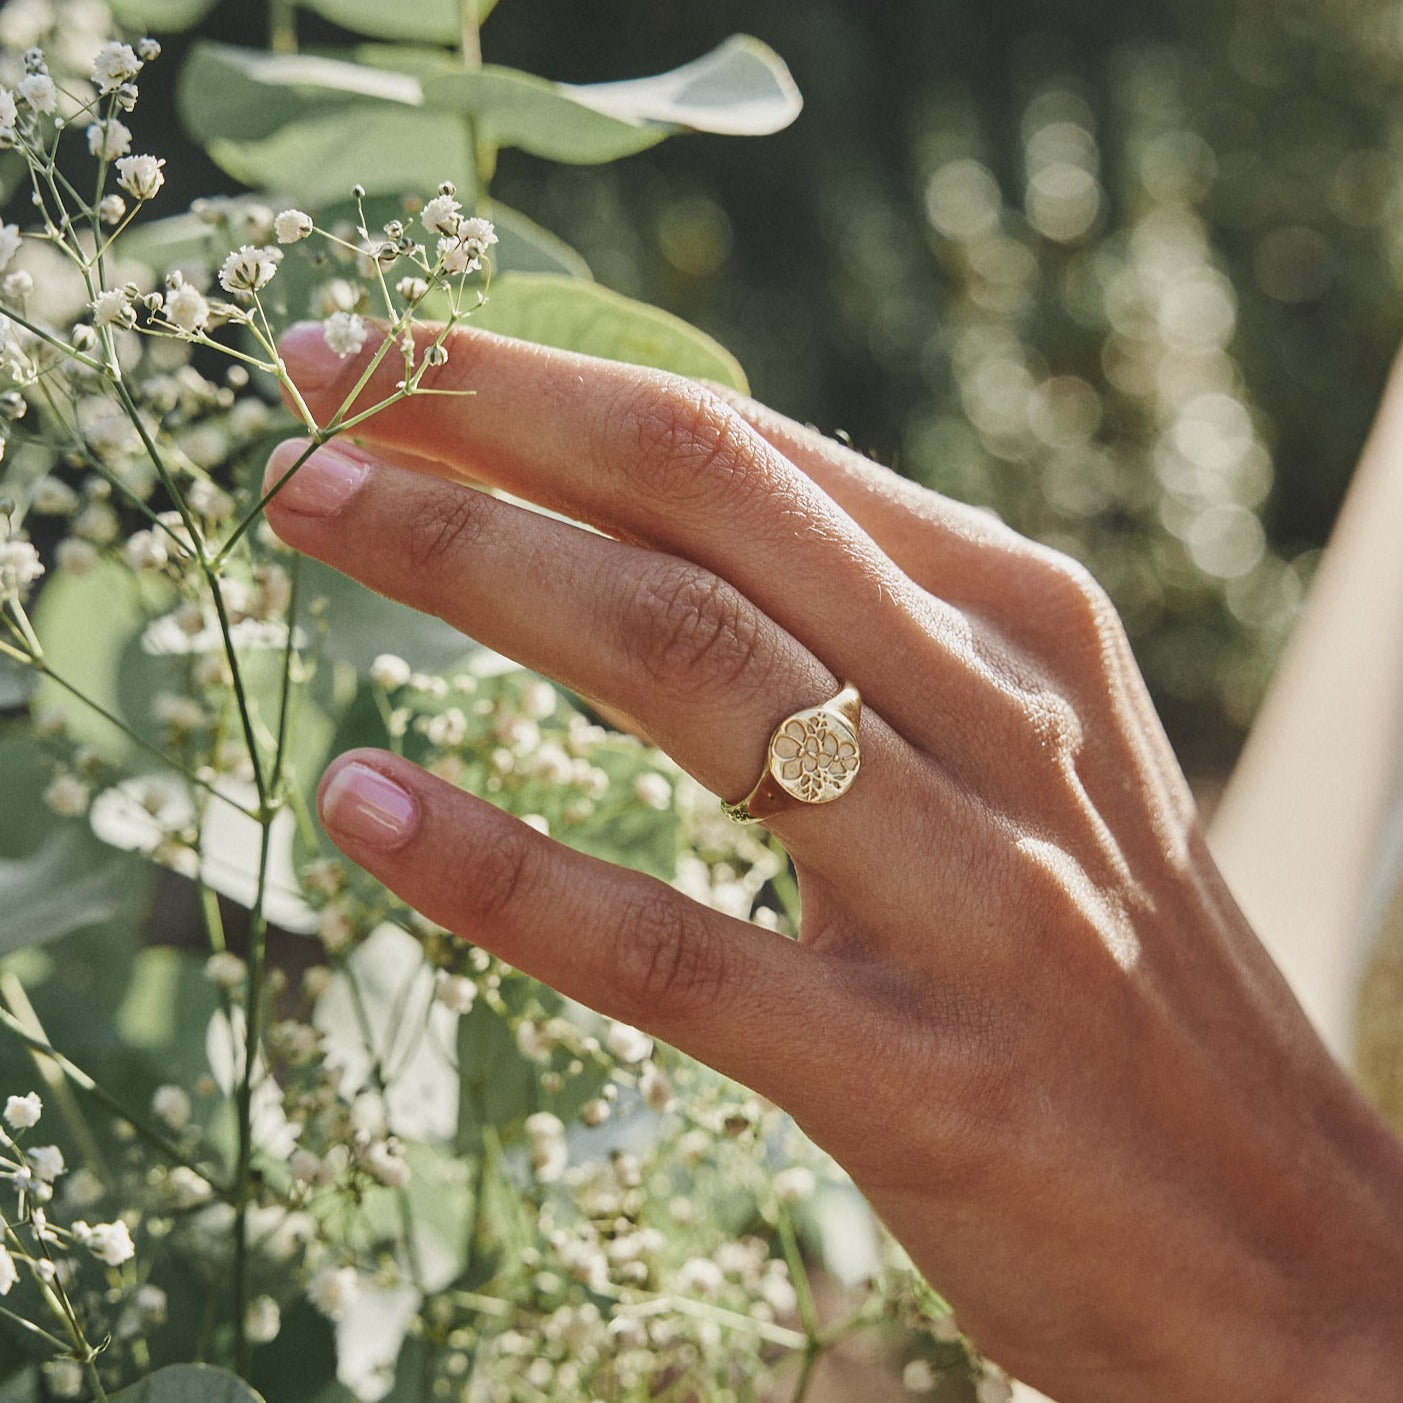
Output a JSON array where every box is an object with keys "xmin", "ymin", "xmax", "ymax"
[{"xmin": 263, "ymin": 437, "xmax": 935, "ymax": 896}]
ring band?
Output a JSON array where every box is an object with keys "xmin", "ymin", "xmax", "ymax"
[{"xmin": 721, "ymin": 682, "xmax": 862, "ymax": 824}]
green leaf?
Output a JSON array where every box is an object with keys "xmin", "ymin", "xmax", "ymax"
[
  {"xmin": 423, "ymin": 38, "xmax": 802, "ymax": 164},
  {"xmin": 0, "ymin": 654, "xmax": 35, "ymax": 709},
  {"xmin": 109, "ymin": 1365, "xmax": 267, "ymax": 1403},
  {"xmin": 179, "ymin": 43, "xmax": 421, "ymax": 145},
  {"xmin": 30, "ymin": 559, "xmax": 160, "ymax": 765},
  {"xmin": 301, "ymin": 0, "xmax": 497, "ymax": 44},
  {"xmin": 560, "ymin": 35, "xmax": 803, "ymax": 137},
  {"xmin": 110, "ymin": 0, "xmax": 218, "ymax": 28},
  {"xmin": 470, "ymin": 274, "xmax": 747, "ymax": 389},
  {"xmin": 207, "ymin": 108, "xmax": 472, "ymax": 206},
  {"xmin": 488, "ymin": 203, "xmax": 591, "ymax": 279},
  {"xmin": 425, "ymin": 66, "xmax": 668, "ymax": 164},
  {"xmin": 0, "ymin": 826, "xmax": 132, "ymax": 956},
  {"xmin": 0, "ymin": 734, "xmax": 146, "ymax": 957}
]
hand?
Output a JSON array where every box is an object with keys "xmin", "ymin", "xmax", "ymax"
[{"xmin": 265, "ymin": 324, "xmax": 1403, "ymax": 1403}]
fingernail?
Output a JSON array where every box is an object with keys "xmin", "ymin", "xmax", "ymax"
[
  {"xmin": 280, "ymin": 320, "xmax": 350, "ymax": 396},
  {"xmin": 321, "ymin": 762, "xmax": 420, "ymax": 850},
  {"xmin": 266, "ymin": 443, "xmax": 369, "ymax": 517}
]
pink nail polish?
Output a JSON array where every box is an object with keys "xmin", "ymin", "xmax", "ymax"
[
  {"xmin": 321, "ymin": 762, "xmax": 419, "ymax": 850},
  {"xmin": 268, "ymin": 443, "xmax": 369, "ymax": 517}
]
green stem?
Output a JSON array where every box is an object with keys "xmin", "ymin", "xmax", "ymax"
[
  {"xmin": 31, "ymin": 663, "xmax": 259, "ymax": 818},
  {"xmin": 0, "ymin": 1301, "xmax": 70, "ymax": 1353},
  {"xmin": 269, "ymin": 0, "xmax": 297, "ymax": 52},
  {"xmin": 0, "ymin": 994, "xmax": 230, "ymax": 1197}
]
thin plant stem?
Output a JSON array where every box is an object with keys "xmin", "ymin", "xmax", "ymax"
[
  {"xmin": 0, "ymin": 995, "xmax": 231, "ymax": 1197},
  {"xmin": 31, "ymin": 663, "xmax": 260, "ymax": 818},
  {"xmin": 0, "ymin": 1300, "xmax": 70, "ymax": 1353},
  {"xmin": 0, "ymin": 975, "xmax": 106, "ymax": 1182}
]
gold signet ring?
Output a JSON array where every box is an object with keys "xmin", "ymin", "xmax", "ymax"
[{"xmin": 721, "ymin": 683, "xmax": 862, "ymax": 825}]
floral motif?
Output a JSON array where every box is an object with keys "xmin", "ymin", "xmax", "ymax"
[{"xmin": 770, "ymin": 710, "xmax": 859, "ymax": 802}]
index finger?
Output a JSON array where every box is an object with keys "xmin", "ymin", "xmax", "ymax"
[{"xmin": 280, "ymin": 323, "xmax": 969, "ymax": 747}]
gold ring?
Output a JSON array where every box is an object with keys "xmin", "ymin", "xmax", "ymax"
[{"xmin": 721, "ymin": 682, "xmax": 862, "ymax": 825}]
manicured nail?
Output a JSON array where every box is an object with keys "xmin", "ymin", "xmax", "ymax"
[
  {"xmin": 265, "ymin": 443, "xmax": 369, "ymax": 517},
  {"xmin": 321, "ymin": 762, "xmax": 419, "ymax": 850}
]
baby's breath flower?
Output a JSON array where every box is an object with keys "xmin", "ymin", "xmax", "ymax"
[
  {"xmin": 116, "ymin": 153, "xmax": 164, "ymax": 202},
  {"xmin": 0, "ymin": 1243, "xmax": 16, "ymax": 1297},
  {"xmin": 26, "ymin": 1144, "xmax": 64, "ymax": 1181},
  {"xmin": 87, "ymin": 117, "xmax": 130, "ymax": 159},
  {"xmin": 4, "ymin": 1091, "xmax": 41, "ymax": 1128},
  {"xmin": 0, "ymin": 91, "xmax": 17, "ymax": 143},
  {"xmin": 772, "ymin": 1166, "xmax": 815, "ymax": 1203},
  {"xmin": 97, "ymin": 193, "xmax": 126, "ymax": 226},
  {"xmin": 308, "ymin": 1263, "xmax": 360, "ymax": 1321},
  {"xmin": 73, "ymin": 1217, "xmax": 136, "ymax": 1266},
  {"xmin": 164, "ymin": 282, "xmax": 209, "ymax": 334},
  {"xmin": 17, "ymin": 72, "xmax": 54, "ymax": 112},
  {"xmin": 218, "ymin": 244, "xmax": 280, "ymax": 296},
  {"xmin": 150, "ymin": 1084, "xmax": 190, "ymax": 1130},
  {"xmin": 44, "ymin": 773, "xmax": 89, "ymax": 816},
  {"xmin": 902, "ymin": 1360, "xmax": 938, "ymax": 1393},
  {"xmin": 245, "ymin": 1294, "xmax": 281, "ymax": 1343},
  {"xmin": 0, "ymin": 224, "xmax": 21, "ymax": 271},
  {"xmin": 30, "ymin": 475, "xmax": 78, "ymax": 514},
  {"xmin": 0, "ymin": 534, "xmax": 43, "ymax": 601},
  {"xmin": 524, "ymin": 1111, "xmax": 568, "ymax": 1182},
  {"xmin": 56, "ymin": 537, "xmax": 98, "ymax": 574},
  {"xmin": 121, "ymin": 528, "xmax": 168, "ymax": 571},
  {"xmin": 205, "ymin": 950, "xmax": 247, "ymax": 992},
  {"xmin": 1, "ymin": 269, "xmax": 32, "ymax": 302},
  {"xmin": 369, "ymin": 652, "xmax": 411, "ymax": 689},
  {"xmin": 434, "ymin": 971, "xmax": 477, "ymax": 1014},
  {"xmin": 136, "ymin": 37, "xmax": 161, "ymax": 62},
  {"xmin": 395, "ymin": 274, "xmax": 428, "ymax": 302},
  {"xmin": 91, "ymin": 286, "xmax": 134, "ymax": 329},
  {"xmin": 420, "ymin": 192, "xmax": 461, "ymax": 237},
  {"xmin": 91, "ymin": 40, "xmax": 141, "ymax": 95},
  {"xmin": 605, "ymin": 1022, "xmax": 653, "ymax": 1065},
  {"xmin": 322, "ymin": 310, "xmax": 367, "ymax": 358},
  {"xmin": 436, "ymin": 215, "xmax": 497, "ymax": 275},
  {"xmin": 274, "ymin": 208, "xmax": 313, "ymax": 243},
  {"xmin": 634, "ymin": 772, "xmax": 672, "ymax": 809},
  {"xmin": 364, "ymin": 1138, "xmax": 410, "ymax": 1189}
]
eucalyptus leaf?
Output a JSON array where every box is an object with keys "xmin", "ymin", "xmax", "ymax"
[
  {"xmin": 301, "ymin": 0, "xmax": 496, "ymax": 44},
  {"xmin": 424, "ymin": 65, "xmax": 667, "ymax": 164},
  {"xmin": 179, "ymin": 43, "xmax": 421, "ymax": 145},
  {"xmin": 488, "ymin": 203, "xmax": 592, "ymax": 279},
  {"xmin": 423, "ymin": 38, "xmax": 801, "ymax": 164},
  {"xmin": 207, "ymin": 108, "xmax": 472, "ymax": 206},
  {"xmin": 0, "ymin": 653, "xmax": 35, "ymax": 709},
  {"xmin": 109, "ymin": 0, "xmax": 218, "ymax": 28},
  {"xmin": 561, "ymin": 35, "xmax": 802, "ymax": 137},
  {"xmin": 0, "ymin": 826, "xmax": 133, "ymax": 956},
  {"xmin": 470, "ymin": 274, "xmax": 747, "ymax": 389},
  {"xmin": 109, "ymin": 1365, "xmax": 267, "ymax": 1403}
]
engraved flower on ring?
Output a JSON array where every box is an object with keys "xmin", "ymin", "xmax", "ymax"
[{"xmin": 771, "ymin": 713, "xmax": 858, "ymax": 802}]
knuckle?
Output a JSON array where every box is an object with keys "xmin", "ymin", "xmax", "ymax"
[
  {"xmin": 401, "ymin": 483, "xmax": 487, "ymax": 578},
  {"xmin": 458, "ymin": 820, "xmax": 535, "ymax": 925},
  {"xmin": 609, "ymin": 889, "xmax": 729, "ymax": 1018},
  {"xmin": 602, "ymin": 379, "xmax": 760, "ymax": 505},
  {"xmin": 1024, "ymin": 549, "xmax": 1124, "ymax": 668},
  {"xmin": 628, "ymin": 565, "xmax": 767, "ymax": 695}
]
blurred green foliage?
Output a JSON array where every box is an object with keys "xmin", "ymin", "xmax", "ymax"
[{"xmin": 475, "ymin": 0, "xmax": 1403, "ymax": 780}]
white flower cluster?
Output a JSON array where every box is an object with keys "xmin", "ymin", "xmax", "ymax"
[{"xmin": 420, "ymin": 189, "xmax": 499, "ymax": 276}]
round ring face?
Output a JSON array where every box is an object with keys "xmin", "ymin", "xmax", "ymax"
[{"xmin": 767, "ymin": 705, "xmax": 861, "ymax": 804}]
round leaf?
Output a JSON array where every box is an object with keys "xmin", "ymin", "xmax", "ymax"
[
  {"xmin": 470, "ymin": 273, "xmax": 747, "ymax": 389},
  {"xmin": 109, "ymin": 1365, "xmax": 267, "ymax": 1403},
  {"xmin": 301, "ymin": 0, "xmax": 497, "ymax": 44}
]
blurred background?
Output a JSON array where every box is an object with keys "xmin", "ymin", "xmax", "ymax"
[{"xmin": 125, "ymin": 0, "xmax": 1403, "ymax": 790}]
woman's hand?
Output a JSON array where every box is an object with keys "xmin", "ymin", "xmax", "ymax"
[{"xmin": 265, "ymin": 324, "xmax": 1403, "ymax": 1403}]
